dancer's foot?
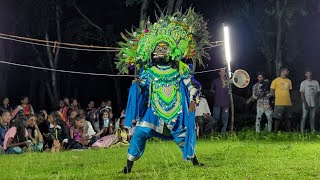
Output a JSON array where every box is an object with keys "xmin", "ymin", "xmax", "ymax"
[
  {"xmin": 123, "ymin": 160, "xmax": 134, "ymax": 174},
  {"xmin": 191, "ymin": 156, "xmax": 204, "ymax": 166}
]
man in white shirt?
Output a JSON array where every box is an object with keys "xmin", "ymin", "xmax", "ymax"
[
  {"xmin": 195, "ymin": 96, "xmax": 217, "ymax": 137},
  {"xmin": 300, "ymin": 69, "xmax": 320, "ymax": 132}
]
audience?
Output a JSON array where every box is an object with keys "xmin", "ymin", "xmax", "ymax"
[
  {"xmin": 26, "ymin": 115, "xmax": 44, "ymax": 151},
  {"xmin": 271, "ymin": 67, "xmax": 293, "ymax": 132},
  {"xmin": 300, "ymin": 69, "xmax": 320, "ymax": 132},
  {"xmin": 3, "ymin": 117, "xmax": 29, "ymax": 154},
  {"xmin": 47, "ymin": 111, "xmax": 70, "ymax": 150},
  {"xmin": 0, "ymin": 69, "xmax": 319, "ymax": 156},
  {"xmin": 0, "ymin": 97, "xmax": 12, "ymax": 112},
  {"xmin": 249, "ymin": 73, "xmax": 273, "ymax": 132},
  {"xmin": 70, "ymin": 115, "xmax": 88, "ymax": 149},
  {"xmin": 195, "ymin": 96, "xmax": 217, "ymax": 137},
  {"xmin": 211, "ymin": 68, "xmax": 230, "ymax": 133},
  {"xmin": 20, "ymin": 96, "xmax": 35, "ymax": 116},
  {"xmin": 0, "ymin": 110, "xmax": 11, "ymax": 153}
]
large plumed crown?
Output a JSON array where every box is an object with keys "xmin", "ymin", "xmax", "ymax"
[{"xmin": 116, "ymin": 8, "xmax": 211, "ymax": 74}]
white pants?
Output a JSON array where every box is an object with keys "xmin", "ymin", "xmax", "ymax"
[
  {"xmin": 256, "ymin": 107, "xmax": 273, "ymax": 132},
  {"xmin": 300, "ymin": 104, "xmax": 317, "ymax": 132}
]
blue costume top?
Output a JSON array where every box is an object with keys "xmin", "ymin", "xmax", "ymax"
[{"xmin": 125, "ymin": 65, "xmax": 200, "ymax": 159}]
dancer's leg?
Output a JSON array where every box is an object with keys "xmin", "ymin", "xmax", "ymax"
[{"xmin": 124, "ymin": 126, "xmax": 154, "ymax": 173}]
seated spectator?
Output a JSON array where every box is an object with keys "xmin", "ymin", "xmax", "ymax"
[
  {"xmin": 37, "ymin": 110, "xmax": 50, "ymax": 150},
  {"xmin": 69, "ymin": 115, "xmax": 88, "ymax": 149},
  {"xmin": 0, "ymin": 110, "xmax": 11, "ymax": 153},
  {"xmin": 61, "ymin": 98, "xmax": 70, "ymax": 121},
  {"xmin": 68, "ymin": 110, "xmax": 78, "ymax": 128},
  {"xmin": 3, "ymin": 118, "xmax": 29, "ymax": 154},
  {"xmin": 100, "ymin": 110, "xmax": 113, "ymax": 136},
  {"xmin": 115, "ymin": 117, "xmax": 130, "ymax": 145},
  {"xmin": 46, "ymin": 111, "xmax": 70, "ymax": 151},
  {"xmin": 20, "ymin": 96, "xmax": 35, "ymax": 116},
  {"xmin": 37, "ymin": 110, "xmax": 49, "ymax": 135},
  {"xmin": 99, "ymin": 100, "xmax": 113, "ymax": 120},
  {"xmin": 195, "ymin": 96, "xmax": 217, "ymax": 137},
  {"xmin": 70, "ymin": 99, "xmax": 81, "ymax": 114},
  {"xmin": 69, "ymin": 115, "xmax": 104, "ymax": 148},
  {"xmin": 26, "ymin": 115, "xmax": 44, "ymax": 152},
  {"xmin": 0, "ymin": 97, "xmax": 12, "ymax": 112},
  {"xmin": 86, "ymin": 101, "xmax": 98, "ymax": 132},
  {"xmin": 58, "ymin": 100, "xmax": 65, "ymax": 113},
  {"xmin": 92, "ymin": 117, "xmax": 129, "ymax": 148}
]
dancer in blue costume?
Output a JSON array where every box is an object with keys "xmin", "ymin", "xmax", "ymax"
[{"xmin": 115, "ymin": 8, "xmax": 211, "ymax": 173}]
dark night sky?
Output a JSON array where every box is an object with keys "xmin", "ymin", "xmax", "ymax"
[{"xmin": 0, "ymin": 0, "xmax": 319, "ymax": 114}]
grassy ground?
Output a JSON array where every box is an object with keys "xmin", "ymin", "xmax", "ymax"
[{"xmin": 1, "ymin": 133, "xmax": 320, "ymax": 180}]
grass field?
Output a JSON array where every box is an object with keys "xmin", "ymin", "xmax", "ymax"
[{"xmin": 1, "ymin": 132, "xmax": 320, "ymax": 180}]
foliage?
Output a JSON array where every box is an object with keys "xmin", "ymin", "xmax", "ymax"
[
  {"xmin": 236, "ymin": 0, "xmax": 308, "ymax": 75},
  {"xmin": 116, "ymin": 8, "xmax": 211, "ymax": 74},
  {"xmin": 1, "ymin": 138, "xmax": 320, "ymax": 179}
]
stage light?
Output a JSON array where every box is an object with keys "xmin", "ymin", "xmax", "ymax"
[{"xmin": 224, "ymin": 26, "xmax": 232, "ymax": 77}]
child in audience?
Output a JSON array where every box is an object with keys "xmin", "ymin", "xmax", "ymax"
[
  {"xmin": 70, "ymin": 115, "xmax": 105, "ymax": 148},
  {"xmin": 68, "ymin": 110, "xmax": 78, "ymax": 128},
  {"xmin": 47, "ymin": 111, "xmax": 70, "ymax": 151},
  {"xmin": 70, "ymin": 115, "xmax": 88, "ymax": 149},
  {"xmin": 92, "ymin": 117, "xmax": 130, "ymax": 148},
  {"xmin": 26, "ymin": 115, "xmax": 44, "ymax": 152},
  {"xmin": 3, "ymin": 118, "xmax": 29, "ymax": 154}
]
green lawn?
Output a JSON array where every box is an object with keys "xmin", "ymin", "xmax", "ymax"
[{"xmin": 1, "ymin": 137, "xmax": 320, "ymax": 180}]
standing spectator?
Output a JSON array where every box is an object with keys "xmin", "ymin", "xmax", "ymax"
[
  {"xmin": 26, "ymin": 115, "xmax": 44, "ymax": 151},
  {"xmin": 0, "ymin": 110, "xmax": 11, "ymax": 153},
  {"xmin": 270, "ymin": 67, "xmax": 293, "ymax": 132},
  {"xmin": 3, "ymin": 118, "xmax": 29, "ymax": 154},
  {"xmin": 211, "ymin": 68, "xmax": 230, "ymax": 133},
  {"xmin": 195, "ymin": 96, "xmax": 217, "ymax": 137},
  {"xmin": 249, "ymin": 73, "xmax": 273, "ymax": 132},
  {"xmin": 300, "ymin": 69, "xmax": 320, "ymax": 132},
  {"xmin": 0, "ymin": 97, "xmax": 12, "ymax": 112}
]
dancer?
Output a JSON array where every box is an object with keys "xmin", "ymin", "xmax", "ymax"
[{"xmin": 116, "ymin": 8, "xmax": 211, "ymax": 173}]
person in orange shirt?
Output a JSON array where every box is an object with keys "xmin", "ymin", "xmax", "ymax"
[{"xmin": 270, "ymin": 67, "xmax": 293, "ymax": 132}]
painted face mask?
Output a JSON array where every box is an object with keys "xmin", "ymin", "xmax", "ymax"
[{"xmin": 152, "ymin": 42, "xmax": 171, "ymax": 62}]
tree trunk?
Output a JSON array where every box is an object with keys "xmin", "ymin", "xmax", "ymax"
[
  {"xmin": 45, "ymin": 81, "xmax": 55, "ymax": 107},
  {"xmin": 275, "ymin": 0, "xmax": 287, "ymax": 76},
  {"xmin": 106, "ymin": 51, "xmax": 122, "ymax": 110},
  {"xmin": 139, "ymin": 0, "xmax": 149, "ymax": 28}
]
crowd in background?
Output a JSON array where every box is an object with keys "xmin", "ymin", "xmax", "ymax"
[
  {"xmin": 0, "ymin": 97, "xmax": 132, "ymax": 154},
  {"xmin": 195, "ymin": 67, "xmax": 320, "ymax": 137},
  {"xmin": 1, "ymin": 67, "xmax": 319, "ymax": 154}
]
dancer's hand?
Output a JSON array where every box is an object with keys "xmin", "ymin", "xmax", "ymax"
[{"xmin": 188, "ymin": 101, "xmax": 196, "ymax": 113}]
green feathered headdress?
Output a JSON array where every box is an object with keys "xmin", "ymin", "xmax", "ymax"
[{"xmin": 116, "ymin": 8, "xmax": 211, "ymax": 74}]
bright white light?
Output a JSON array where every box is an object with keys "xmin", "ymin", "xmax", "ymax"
[{"xmin": 224, "ymin": 26, "xmax": 231, "ymax": 63}]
